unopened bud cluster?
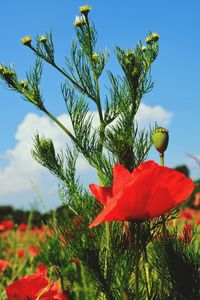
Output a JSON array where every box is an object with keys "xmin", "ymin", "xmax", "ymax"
[
  {"xmin": 92, "ymin": 52, "xmax": 99, "ymax": 62},
  {"xmin": 146, "ymin": 32, "xmax": 159, "ymax": 44},
  {"xmin": 73, "ymin": 15, "xmax": 87, "ymax": 27},
  {"xmin": 124, "ymin": 49, "xmax": 135, "ymax": 65},
  {"xmin": 73, "ymin": 5, "xmax": 92, "ymax": 27},
  {"xmin": 0, "ymin": 65, "xmax": 14, "ymax": 78},
  {"xmin": 19, "ymin": 80, "xmax": 29, "ymax": 89}
]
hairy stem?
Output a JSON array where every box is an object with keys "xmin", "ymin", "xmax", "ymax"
[
  {"xmin": 160, "ymin": 153, "xmax": 166, "ymax": 300},
  {"xmin": 144, "ymin": 247, "xmax": 150, "ymax": 300},
  {"xmin": 135, "ymin": 222, "xmax": 141, "ymax": 300}
]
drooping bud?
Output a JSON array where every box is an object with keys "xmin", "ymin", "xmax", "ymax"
[
  {"xmin": 152, "ymin": 127, "xmax": 169, "ymax": 154},
  {"xmin": 21, "ymin": 36, "xmax": 32, "ymax": 46},
  {"xmin": 79, "ymin": 5, "xmax": 92, "ymax": 17}
]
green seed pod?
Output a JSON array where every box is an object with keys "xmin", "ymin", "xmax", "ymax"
[{"xmin": 152, "ymin": 127, "xmax": 169, "ymax": 154}]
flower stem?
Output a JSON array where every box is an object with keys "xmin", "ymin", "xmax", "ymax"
[
  {"xmin": 135, "ymin": 222, "xmax": 141, "ymax": 300},
  {"xmin": 144, "ymin": 247, "xmax": 150, "ymax": 300},
  {"xmin": 159, "ymin": 153, "xmax": 164, "ymax": 167},
  {"xmin": 97, "ymin": 172, "xmax": 111, "ymax": 299},
  {"xmin": 160, "ymin": 153, "xmax": 166, "ymax": 300}
]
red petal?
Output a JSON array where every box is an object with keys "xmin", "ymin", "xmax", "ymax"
[
  {"xmin": 89, "ymin": 184, "xmax": 112, "ymax": 205},
  {"xmin": 89, "ymin": 197, "xmax": 121, "ymax": 228},
  {"xmin": 145, "ymin": 165, "xmax": 195, "ymax": 218},
  {"xmin": 112, "ymin": 164, "xmax": 131, "ymax": 194},
  {"xmin": 132, "ymin": 160, "xmax": 157, "ymax": 177}
]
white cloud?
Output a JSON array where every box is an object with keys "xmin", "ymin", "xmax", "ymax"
[
  {"xmin": 135, "ymin": 103, "xmax": 173, "ymax": 128},
  {"xmin": 0, "ymin": 103, "xmax": 172, "ymax": 210}
]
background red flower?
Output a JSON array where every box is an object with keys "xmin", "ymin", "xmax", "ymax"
[
  {"xmin": 6, "ymin": 273, "xmax": 67, "ymax": 300},
  {"xmin": 0, "ymin": 259, "xmax": 11, "ymax": 273}
]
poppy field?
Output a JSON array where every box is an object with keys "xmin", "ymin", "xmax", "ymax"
[
  {"xmin": 0, "ymin": 193, "xmax": 200, "ymax": 299},
  {"xmin": 0, "ymin": 4, "xmax": 200, "ymax": 299}
]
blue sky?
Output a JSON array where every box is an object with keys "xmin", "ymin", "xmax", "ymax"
[{"xmin": 0, "ymin": 0, "xmax": 199, "ymax": 210}]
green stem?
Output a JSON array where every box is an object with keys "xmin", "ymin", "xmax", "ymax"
[
  {"xmin": 160, "ymin": 153, "xmax": 164, "ymax": 167},
  {"xmin": 161, "ymin": 216, "xmax": 166, "ymax": 300},
  {"xmin": 97, "ymin": 172, "xmax": 111, "ymax": 300},
  {"xmin": 160, "ymin": 153, "xmax": 166, "ymax": 300},
  {"xmin": 80, "ymin": 264, "xmax": 88, "ymax": 296},
  {"xmin": 144, "ymin": 248, "xmax": 150, "ymax": 300},
  {"xmin": 135, "ymin": 222, "xmax": 141, "ymax": 300},
  {"xmin": 30, "ymin": 45, "xmax": 95, "ymax": 101},
  {"xmin": 42, "ymin": 107, "xmax": 77, "ymax": 143}
]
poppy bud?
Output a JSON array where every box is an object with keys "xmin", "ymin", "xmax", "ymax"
[{"xmin": 152, "ymin": 127, "xmax": 169, "ymax": 154}]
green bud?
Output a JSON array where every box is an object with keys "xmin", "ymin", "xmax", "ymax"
[
  {"xmin": 125, "ymin": 49, "xmax": 134, "ymax": 57},
  {"xmin": 141, "ymin": 46, "xmax": 147, "ymax": 52},
  {"xmin": 146, "ymin": 32, "xmax": 159, "ymax": 44},
  {"xmin": 92, "ymin": 52, "xmax": 99, "ymax": 62},
  {"xmin": 19, "ymin": 80, "xmax": 28, "ymax": 89},
  {"xmin": 0, "ymin": 66, "xmax": 14, "ymax": 78},
  {"xmin": 152, "ymin": 127, "xmax": 169, "ymax": 154}
]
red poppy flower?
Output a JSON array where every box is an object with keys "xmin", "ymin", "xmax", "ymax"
[
  {"xmin": 0, "ymin": 220, "xmax": 13, "ymax": 231},
  {"xmin": 194, "ymin": 192, "xmax": 200, "ymax": 206},
  {"xmin": 17, "ymin": 249, "xmax": 25, "ymax": 259},
  {"xmin": 28, "ymin": 245, "xmax": 41, "ymax": 258},
  {"xmin": 18, "ymin": 223, "xmax": 28, "ymax": 231},
  {"xmin": 179, "ymin": 209, "xmax": 193, "ymax": 220},
  {"xmin": 0, "ymin": 259, "xmax": 11, "ymax": 273},
  {"xmin": 5, "ymin": 273, "xmax": 67, "ymax": 300},
  {"xmin": 180, "ymin": 223, "xmax": 193, "ymax": 244},
  {"xmin": 89, "ymin": 160, "xmax": 195, "ymax": 228},
  {"xmin": 36, "ymin": 263, "xmax": 48, "ymax": 276}
]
